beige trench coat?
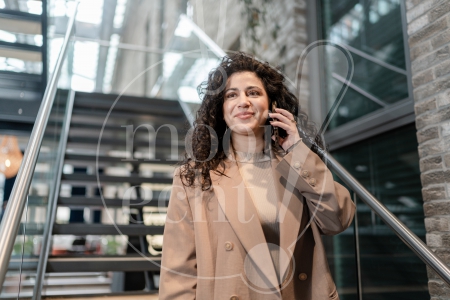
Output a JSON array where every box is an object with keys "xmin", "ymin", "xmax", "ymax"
[{"xmin": 159, "ymin": 141, "xmax": 356, "ymax": 300}]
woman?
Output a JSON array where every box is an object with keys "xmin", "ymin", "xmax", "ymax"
[{"xmin": 159, "ymin": 52, "xmax": 355, "ymax": 300}]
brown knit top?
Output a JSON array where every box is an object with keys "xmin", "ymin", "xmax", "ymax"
[{"xmin": 234, "ymin": 146, "xmax": 282, "ymax": 280}]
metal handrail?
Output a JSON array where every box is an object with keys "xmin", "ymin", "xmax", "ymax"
[
  {"xmin": 312, "ymin": 146, "xmax": 450, "ymax": 286},
  {"xmin": 0, "ymin": 3, "xmax": 79, "ymax": 291},
  {"xmin": 285, "ymin": 86, "xmax": 447, "ymax": 283}
]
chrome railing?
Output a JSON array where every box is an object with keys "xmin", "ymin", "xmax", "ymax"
[
  {"xmin": 301, "ymin": 135, "xmax": 450, "ymax": 286},
  {"xmin": 0, "ymin": 3, "xmax": 79, "ymax": 292}
]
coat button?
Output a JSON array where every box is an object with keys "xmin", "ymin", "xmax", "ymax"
[
  {"xmin": 293, "ymin": 161, "xmax": 301, "ymax": 169},
  {"xmin": 298, "ymin": 273, "xmax": 308, "ymax": 281},
  {"xmin": 309, "ymin": 178, "xmax": 316, "ymax": 187},
  {"xmin": 301, "ymin": 170, "xmax": 309, "ymax": 178},
  {"xmin": 230, "ymin": 295, "xmax": 239, "ymax": 300},
  {"xmin": 225, "ymin": 241, "xmax": 234, "ymax": 251}
]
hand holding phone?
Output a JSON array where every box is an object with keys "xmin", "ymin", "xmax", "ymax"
[
  {"xmin": 269, "ymin": 102, "xmax": 302, "ymax": 151},
  {"xmin": 270, "ymin": 101, "xmax": 287, "ymax": 139}
]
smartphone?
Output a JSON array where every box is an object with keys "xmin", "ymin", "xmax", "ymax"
[{"xmin": 271, "ymin": 101, "xmax": 287, "ymax": 139}]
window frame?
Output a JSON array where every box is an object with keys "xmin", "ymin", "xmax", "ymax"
[{"xmin": 307, "ymin": 0, "xmax": 415, "ymax": 151}]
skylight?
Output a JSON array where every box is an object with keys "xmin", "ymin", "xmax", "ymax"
[
  {"xmin": 178, "ymin": 57, "xmax": 219, "ymax": 103},
  {"xmin": 26, "ymin": 0, "xmax": 42, "ymax": 15},
  {"xmin": 174, "ymin": 17, "xmax": 192, "ymax": 38},
  {"xmin": 103, "ymin": 34, "xmax": 121, "ymax": 93},
  {"xmin": 113, "ymin": 0, "xmax": 128, "ymax": 29},
  {"xmin": 163, "ymin": 53, "xmax": 183, "ymax": 78},
  {"xmin": 0, "ymin": 30, "xmax": 17, "ymax": 43},
  {"xmin": 76, "ymin": 0, "xmax": 104, "ymax": 25},
  {"xmin": 72, "ymin": 41, "xmax": 100, "ymax": 92}
]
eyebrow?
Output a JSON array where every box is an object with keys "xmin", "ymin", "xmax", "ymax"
[
  {"xmin": 224, "ymin": 88, "xmax": 238, "ymax": 93},
  {"xmin": 224, "ymin": 86, "xmax": 263, "ymax": 93},
  {"xmin": 246, "ymin": 86, "xmax": 263, "ymax": 91}
]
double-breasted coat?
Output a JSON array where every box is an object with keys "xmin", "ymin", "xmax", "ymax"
[{"xmin": 159, "ymin": 141, "xmax": 356, "ymax": 300}]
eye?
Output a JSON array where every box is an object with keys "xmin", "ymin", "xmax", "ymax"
[{"xmin": 248, "ymin": 90, "xmax": 260, "ymax": 96}]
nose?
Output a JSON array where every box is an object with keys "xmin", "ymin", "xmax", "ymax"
[{"xmin": 237, "ymin": 92, "xmax": 251, "ymax": 108}]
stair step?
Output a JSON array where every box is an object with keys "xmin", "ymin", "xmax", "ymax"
[
  {"xmin": 0, "ymin": 14, "xmax": 41, "ymax": 44},
  {"xmin": 52, "ymin": 224, "xmax": 164, "ymax": 236},
  {"xmin": 2, "ymin": 288, "xmax": 111, "ymax": 298},
  {"xmin": 67, "ymin": 136, "xmax": 185, "ymax": 148},
  {"xmin": 3, "ymin": 277, "xmax": 112, "ymax": 287},
  {"xmin": 64, "ymin": 154, "xmax": 176, "ymax": 165},
  {"xmin": 75, "ymin": 91, "xmax": 179, "ymax": 107},
  {"xmin": 73, "ymin": 97, "xmax": 183, "ymax": 116},
  {"xmin": 8, "ymin": 257, "xmax": 39, "ymax": 271},
  {"xmin": 0, "ymin": 72, "xmax": 42, "ymax": 90},
  {"xmin": 0, "ymin": 9, "xmax": 42, "ymax": 22},
  {"xmin": 70, "ymin": 107, "xmax": 185, "ymax": 121},
  {"xmin": 68, "ymin": 121, "xmax": 188, "ymax": 134},
  {"xmin": 44, "ymin": 294, "xmax": 159, "ymax": 300},
  {"xmin": 64, "ymin": 147, "xmax": 183, "ymax": 160},
  {"xmin": 61, "ymin": 174, "xmax": 173, "ymax": 185},
  {"xmin": 69, "ymin": 113, "xmax": 188, "ymax": 128},
  {"xmin": 58, "ymin": 196, "xmax": 169, "ymax": 208},
  {"xmin": 0, "ymin": 41, "xmax": 42, "ymax": 62},
  {"xmin": 0, "ymin": 40, "xmax": 41, "ymax": 52},
  {"xmin": 0, "ymin": 86, "xmax": 41, "ymax": 102},
  {"xmin": 67, "ymin": 127, "xmax": 185, "ymax": 141},
  {"xmin": 0, "ymin": 122, "xmax": 34, "ymax": 137},
  {"xmin": 46, "ymin": 256, "xmax": 161, "ymax": 272}
]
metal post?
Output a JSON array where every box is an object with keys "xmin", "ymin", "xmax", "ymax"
[
  {"xmin": 352, "ymin": 193, "xmax": 363, "ymax": 300},
  {"xmin": 32, "ymin": 90, "xmax": 76, "ymax": 300}
]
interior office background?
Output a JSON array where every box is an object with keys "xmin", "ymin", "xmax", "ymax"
[{"xmin": 0, "ymin": 0, "xmax": 449, "ymax": 299}]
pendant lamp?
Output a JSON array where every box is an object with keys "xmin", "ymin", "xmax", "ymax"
[{"xmin": 0, "ymin": 135, "xmax": 23, "ymax": 179}]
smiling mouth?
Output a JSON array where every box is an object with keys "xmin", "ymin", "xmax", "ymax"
[{"xmin": 235, "ymin": 112, "xmax": 254, "ymax": 119}]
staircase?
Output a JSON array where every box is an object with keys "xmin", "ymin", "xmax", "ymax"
[
  {"xmin": 2, "ymin": 272, "xmax": 111, "ymax": 298},
  {"xmin": 0, "ymin": 5, "xmax": 47, "ymax": 128},
  {"xmin": 38, "ymin": 91, "xmax": 188, "ymax": 297}
]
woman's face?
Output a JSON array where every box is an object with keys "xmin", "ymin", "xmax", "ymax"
[{"xmin": 222, "ymin": 71, "xmax": 269, "ymax": 138}]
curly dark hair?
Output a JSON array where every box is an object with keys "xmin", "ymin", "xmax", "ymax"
[{"xmin": 179, "ymin": 52, "xmax": 325, "ymax": 190}]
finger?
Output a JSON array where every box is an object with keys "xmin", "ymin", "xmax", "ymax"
[
  {"xmin": 272, "ymin": 110, "xmax": 296, "ymax": 125},
  {"xmin": 269, "ymin": 120, "xmax": 292, "ymax": 132},
  {"xmin": 275, "ymin": 108, "xmax": 294, "ymax": 120},
  {"xmin": 269, "ymin": 115, "xmax": 297, "ymax": 133},
  {"xmin": 269, "ymin": 112, "xmax": 291, "ymax": 124}
]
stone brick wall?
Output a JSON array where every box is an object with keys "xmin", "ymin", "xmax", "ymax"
[
  {"xmin": 239, "ymin": 0, "xmax": 311, "ymax": 115},
  {"xmin": 406, "ymin": 0, "xmax": 450, "ymax": 298}
]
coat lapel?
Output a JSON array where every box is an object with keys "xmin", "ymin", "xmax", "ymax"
[
  {"xmin": 209, "ymin": 155, "xmax": 281, "ymax": 293},
  {"xmin": 209, "ymin": 149, "xmax": 305, "ymax": 291}
]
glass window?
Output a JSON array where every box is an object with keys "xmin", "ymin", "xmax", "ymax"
[
  {"xmin": 319, "ymin": 0, "xmax": 410, "ymax": 130},
  {"xmin": 326, "ymin": 124, "xmax": 429, "ymax": 300}
]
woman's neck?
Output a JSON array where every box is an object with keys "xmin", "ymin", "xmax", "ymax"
[{"xmin": 230, "ymin": 132, "xmax": 265, "ymax": 153}]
